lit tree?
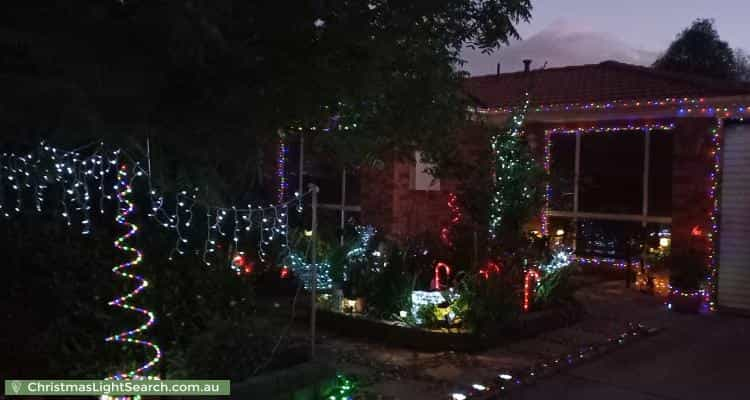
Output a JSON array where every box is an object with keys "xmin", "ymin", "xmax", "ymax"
[{"xmin": 488, "ymin": 93, "xmax": 544, "ymax": 244}]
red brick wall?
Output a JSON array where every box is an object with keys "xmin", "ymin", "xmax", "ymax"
[
  {"xmin": 359, "ymin": 116, "xmax": 716, "ymax": 255},
  {"xmin": 671, "ymin": 117, "xmax": 715, "ymax": 257},
  {"xmin": 359, "ymin": 125, "xmax": 488, "ymax": 242},
  {"xmin": 359, "ymin": 153, "xmax": 397, "ymax": 236}
]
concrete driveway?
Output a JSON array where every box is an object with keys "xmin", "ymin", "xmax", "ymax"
[{"xmin": 520, "ymin": 311, "xmax": 750, "ymax": 400}]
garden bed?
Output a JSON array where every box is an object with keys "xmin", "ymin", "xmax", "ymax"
[{"xmin": 316, "ymin": 302, "xmax": 584, "ymax": 352}]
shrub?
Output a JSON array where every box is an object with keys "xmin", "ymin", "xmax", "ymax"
[
  {"xmin": 670, "ymin": 252, "xmax": 705, "ymax": 291},
  {"xmin": 453, "ymin": 271, "xmax": 520, "ymax": 334},
  {"xmin": 534, "ymin": 266, "xmax": 575, "ymax": 308}
]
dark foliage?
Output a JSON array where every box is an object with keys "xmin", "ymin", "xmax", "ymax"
[
  {"xmin": 0, "ymin": 0, "xmax": 532, "ymax": 178},
  {"xmin": 669, "ymin": 252, "xmax": 706, "ymax": 291},
  {"xmin": 653, "ymin": 19, "xmax": 739, "ymax": 80}
]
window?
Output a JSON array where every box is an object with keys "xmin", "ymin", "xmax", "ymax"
[
  {"xmin": 411, "ymin": 151, "xmax": 440, "ymax": 191},
  {"xmin": 546, "ymin": 126, "xmax": 674, "ymax": 259},
  {"xmin": 549, "ymin": 134, "xmax": 576, "ymax": 211},
  {"xmin": 579, "ymin": 132, "xmax": 644, "ymax": 214}
]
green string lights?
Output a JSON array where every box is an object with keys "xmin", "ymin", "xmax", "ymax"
[{"xmin": 322, "ymin": 374, "xmax": 358, "ymax": 400}]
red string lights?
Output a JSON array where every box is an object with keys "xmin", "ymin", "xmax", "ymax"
[
  {"xmin": 479, "ymin": 261, "xmax": 502, "ymax": 280},
  {"xmin": 523, "ymin": 269, "xmax": 540, "ymax": 312},
  {"xmin": 440, "ymin": 192, "xmax": 462, "ymax": 248}
]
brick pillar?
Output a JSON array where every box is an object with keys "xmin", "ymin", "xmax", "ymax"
[
  {"xmin": 671, "ymin": 117, "xmax": 715, "ymax": 258},
  {"xmin": 359, "ymin": 154, "xmax": 396, "ymax": 236}
]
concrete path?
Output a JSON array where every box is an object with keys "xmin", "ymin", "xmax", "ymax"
[
  {"xmin": 520, "ymin": 311, "xmax": 750, "ymax": 400},
  {"xmin": 319, "ymin": 279, "xmax": 750, "ymax": 399}
]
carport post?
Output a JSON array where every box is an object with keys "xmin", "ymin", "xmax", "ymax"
[{"xmin": 309, "ymin": 183, "xmax": 319, "ymax": 359}]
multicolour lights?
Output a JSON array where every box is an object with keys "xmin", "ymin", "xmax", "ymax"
[
  {"xmin": 541, "ymin": 123, "xmax": 676, "ymax": 236},
  {"xmin": 477, "ymin": 96, "xmax": 748, "ymax": 118},
  {"xmin": 105, "ymin": 165, "xmax": 161, "ymax": 382}
]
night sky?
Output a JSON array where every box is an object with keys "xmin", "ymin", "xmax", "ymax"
[{"xmin": 462, "ymin": 0, "xmax": 750, "ymax": 75}]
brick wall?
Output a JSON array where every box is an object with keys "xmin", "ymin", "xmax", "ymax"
[
  {"xmin": 671, "ymin": 117, "xmax": 715, "ymax": 257},
  {"xmin": 359, "ymin": 116, "xmax": 716, "ymax": 256},
  {"xmin": 359, "ymin": 125, "xmax": 488, "ymax": 242}
]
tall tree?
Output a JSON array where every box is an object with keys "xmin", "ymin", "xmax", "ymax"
[
  {"xmin": 653, "ymin": 19, "xmax": 737, "ymax": 80},
  {"xmin": 735, "ymin": 48, "xmax": 750, "ymax": 81},
  {"xmin": 0, "ymin": 0, "xmax": 533, "ymax": 202}
]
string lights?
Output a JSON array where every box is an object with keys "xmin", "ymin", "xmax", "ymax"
[
  {"xmin": 0, "ymin": 139, "xmax": 319, "ymax": 382},
  {"xmin": 287, "ymin": 252, "xmax": 333, "ymax": 290},
  {"xmin": 523, "ymin": 269, "xmax": 540, "ymax": 312},
  {"xmin": 276, "ymin": 137, "xmax": 288, "ymax": 204},
  {"xmin": 440, "ymin": 192, "xmax": 462, "ymax": 248},
  {"xmin": 477, "ymin": 96, "xmax": 749, "ymax": 118},
  {"xmin": 705, "ymin": 118, "xmax": 722, "ymax": 310},
  {"xmin": 539, "ymin": 250, "xmax": 572, "ymax": 274},
  {"xmin": 448, "ymin": 323, "xmax": 659, "ymax": 399},
  {"xmin": 489, "ymin": 92, "xmax": 532, "ymax": 238},
  {"xmin": 0, "ymin": 139, "xmax": 312, "ymax": 273},
  {"xmin": 105, "ymin": 165, "xmax": 161, "ymax": 382},
  {"xmin": 478, "ymin": 261, "xmax": 502, "ymax": 280},
  {"xmin": 666, "ymin": 118, "xmax": 723, "ymax": 309}
]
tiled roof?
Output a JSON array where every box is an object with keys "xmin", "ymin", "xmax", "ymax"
[{"xmin": 463, "ymin": 61, "xmax": 750, "ymax": 108}]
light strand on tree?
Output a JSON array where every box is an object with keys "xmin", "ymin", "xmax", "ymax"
[
  {"xmin": 478, "ymin": 261, "xmax": 502, "ymax": 280},
  {"xmin": 440, "ymin": 192, "xmax": 462, "ymax": 248},
  {"xmin": 489, "ymin": 92, "xmax": 531, "ymax": 238},
  {"xmin": 105, "ymin": 165, "xmax": 161, "ymax": 381},
  {"xmin": 287, "ymin": 252, "xmax": 333, "ymax": 290}
]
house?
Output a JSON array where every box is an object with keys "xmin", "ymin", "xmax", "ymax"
[{"xmin": 352, "ymin": 60, "xmax": 750, "ymax": 313}]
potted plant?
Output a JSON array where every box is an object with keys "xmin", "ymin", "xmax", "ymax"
[{"xmin": 667, "ymin": 252, "xmax": 706, "ymax": 313}]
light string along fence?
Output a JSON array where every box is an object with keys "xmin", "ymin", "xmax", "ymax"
[{"xmin": 0, "ymin": 138, "xmax": 322, "ymax": 384}]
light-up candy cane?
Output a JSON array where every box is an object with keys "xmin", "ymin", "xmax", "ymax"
[
  {"xmin": 479, "ymin": 261, "xmax": 502, "ymax": 280},
  {"xmin": 523, "ymin": 269, "xmax": 540, "ymax": 312},
  {"xmin": 430, "ymin": 262, "xmax": 452, "ymax": 290},
  {"xmin": 105, "ymin": 165, "xmax": 161, "ymax": 384}
]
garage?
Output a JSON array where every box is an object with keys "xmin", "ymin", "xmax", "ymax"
[{"xmin": 718, "ymin": 122, "xmax": 750, "ymax": 312}]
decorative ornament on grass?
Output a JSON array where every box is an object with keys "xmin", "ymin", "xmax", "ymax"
[
  {"xmin": 287, "ymin": 252, "xmax": 333, "ymax": 290},
  {"xmin": 523, "ymin": 269, "xmax": 540, "ymax": 312},
  {"xmin": 539, "ymin": 250, "xmax": 572, "ymax": 274},
  {"xmin": 430, "ymin": 262, "xmax": 451, "ymax": 290},
  {"xmin": 105, "ymin": 165, "xmax": 161, "ymax": 384}
]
